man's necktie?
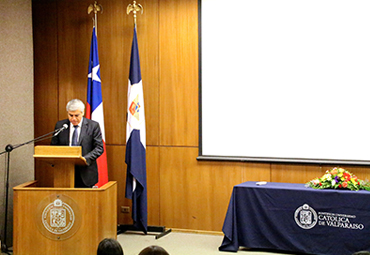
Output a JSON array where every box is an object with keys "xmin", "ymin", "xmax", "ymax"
[{"xmin": 72, "ymin": 125, "xmax": 78, "ymax": 146}]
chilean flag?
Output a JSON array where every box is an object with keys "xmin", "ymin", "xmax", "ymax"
[
  {"xmin": 125, "ymin": 26, "xmax": 148, "ymax": 234},
  {"xmin": 86, "ymin": 26, "xmax": 108, "ymax": 187}
]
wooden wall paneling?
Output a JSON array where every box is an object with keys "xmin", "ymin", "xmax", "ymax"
[
  {"xmin": 272, "ymin": 163, "xmax": 370, "ymax": 186},
  {"xmin": 33, "ymin": 0, "xmax": 59, "ymax": 183},
  {"xmin": 271, "ymin": 164, "xmax": 323, "ymax": 183},
  {"xmin": 159, "ymin": 147, "xmax": 245, "ymax": 231},
  {"xmin": 99, "ymin": 0, "xmax": 129, "ymax": 145},
  {"xmin": 57, "ymin": 0, "xmax": 93, "ymax": 119},
  {"xmin": 159, "ymin": 0, "xmax": 199, "ymax": 146},
  {"xmin": 33, "ymin": 0, "xmax": 59, "ymax": 141},
  {"xmin": 146, "ymin": 146, "xmax": 160, "ymax": 226},
  {"xmin": 106, "ymin": 145, "xmax": 131, "ymax": 224},
  {"xmin": 241, "ymin": 163, "xmax": 272, "ymax": 183},
  {"xmin": 196, "ymin": 160, "xmax": 253, "ymax": 231}
]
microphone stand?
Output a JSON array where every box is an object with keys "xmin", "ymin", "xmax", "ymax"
[{"xmin": 0, "ymin": 128, "xmax": 63, "ymax": 254}]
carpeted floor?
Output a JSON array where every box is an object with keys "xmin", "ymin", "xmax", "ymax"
[{"xmin": 117, "ymin": 230, "xmax": 299, "ymax": 255}]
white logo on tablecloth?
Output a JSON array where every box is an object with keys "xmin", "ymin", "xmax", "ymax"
[
  {"xmin": 317, "ymin": 212, "xmax": 364, "ymax": 230},
  {"xmin": 294, "ymin": 204, "xmax": 318, "ymax": 229},
  {"xmin": 294, "ymin": 204, "xmax": 365, "ymax": 230}
]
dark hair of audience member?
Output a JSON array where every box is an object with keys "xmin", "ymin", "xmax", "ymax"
[
  {"xmin": 97, "ymin": 238, "xmax": 124, "ymax": 255},
  {"xmin": 352, "ymin": 251, "xmax": 370, "ymax": 255},
  {"xmin": 138, "ymin": 245, "xmax": 169, "ymax": 255}
]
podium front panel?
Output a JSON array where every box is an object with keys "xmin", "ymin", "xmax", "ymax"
[{"xmin": 13, "ymin": 181, "xmax": 117, "ymax": 255}]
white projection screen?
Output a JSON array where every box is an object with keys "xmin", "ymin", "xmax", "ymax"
[{"xmin": 199, "ymin": 0, "xmax": 370, "ymax": 165}]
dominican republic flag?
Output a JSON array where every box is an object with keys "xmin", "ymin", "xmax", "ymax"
[
  {"xmin": 86, "ymin": 26, "xmax": 108, "ymax": 187},
  {"xmin": 125, "ymin": 26, "xmax": 148, "ymax": 234}
]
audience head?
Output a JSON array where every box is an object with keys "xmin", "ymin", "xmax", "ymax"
[
  {"xmin": 97, "ymin": 238, "xmax": 124, "ymax": 255},
  {"xmin": 138, "ymin": 245, "xmax": 169, "ymax": 255},
  {"xmin": 352, "ymin": 252, "xmax": 370, "ymax": 255}
]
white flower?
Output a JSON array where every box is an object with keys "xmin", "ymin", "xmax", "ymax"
[
  {"xmin": 331, "ymin": 179, "xmax": 336, "ymax": 187},
  {"xmin": 312, "ymin": 179, "xmax": 320, "ymax": 185},
  {"xmin": 323, "ymin": 173, "xmax": 331, "ymax": 181}
]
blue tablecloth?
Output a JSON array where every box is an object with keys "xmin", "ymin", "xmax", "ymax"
[{"xmin": 219, "ymin": 181, "xmax": 370, "ymax": 255}]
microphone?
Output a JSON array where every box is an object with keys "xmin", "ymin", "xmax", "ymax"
[
  {"xmin": 53, "ymin": 124, "xmax": 68, "ymax": 136},
  {"xmin": 1, "ymin": 124, "xmax": 70, "ymax": 155}
]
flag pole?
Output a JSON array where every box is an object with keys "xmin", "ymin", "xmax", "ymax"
[
  {"xmin": 87, "ymin": 1, "xmax": 103, "ymax": 34},
  {"xmin": 126, "ymin": 0, "xmax": 143, "ymax": 26},
  {"xmin": 118, "ymin": 1, "xmax": 172, "ymax": 239}
]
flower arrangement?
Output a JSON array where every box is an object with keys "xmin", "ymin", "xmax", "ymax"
[{"xmin": 306, "ymin": 167, "xmax": 370, "ymax": 191}]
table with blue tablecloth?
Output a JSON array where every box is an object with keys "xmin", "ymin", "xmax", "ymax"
[{"xmin": 219, "ymin": 181, "xmax": 370, "ymax": 255}]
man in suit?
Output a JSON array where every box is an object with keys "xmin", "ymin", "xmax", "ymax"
[{"xmin": 51, "ymin": 99, "xmax": 104, "ymax": 188}]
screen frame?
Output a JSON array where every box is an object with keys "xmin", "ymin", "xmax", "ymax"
[{"xmin": 197, "ymin": 0, "xmax": 370, "ymax": 166}]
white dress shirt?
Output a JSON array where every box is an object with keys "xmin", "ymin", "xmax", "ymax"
[{"xmin": 69, "ymin": 118, "xmax": 83, "ymax": 146}]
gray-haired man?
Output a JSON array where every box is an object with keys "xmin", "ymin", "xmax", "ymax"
[{"xmin": 51, "ymin": 99, "xmax": 104, "ymax": 187}]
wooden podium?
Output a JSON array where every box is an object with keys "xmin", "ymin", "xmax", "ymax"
[
  {"xmin": 34, "ymin": 145, "xmax": 87, "ymax": 188},
  {"xmin": 13, "ymin": 146, "xmax": 117, "ymax": 255}
]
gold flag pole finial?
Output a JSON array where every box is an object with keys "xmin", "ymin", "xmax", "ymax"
[
  {"xmin": 127, "ymin": 1, "xmax": 143, "ymax": 25},
  {"xmin": 88, "ymin": 1, "xmax": 103, "ymax": 34}
]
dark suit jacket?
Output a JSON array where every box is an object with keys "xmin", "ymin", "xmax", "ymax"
[{"xmin": 51, "ymin": 118, "xmax": 104, "ymax": 187}]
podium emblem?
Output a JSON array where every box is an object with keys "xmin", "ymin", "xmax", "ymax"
[
  {"xmin": 37, "ymin": 194, "xmax": 81, "ymax": 240},
  {"xmin": 42, "ymin": 199, "xmax": 74, "ymax": 234}
]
